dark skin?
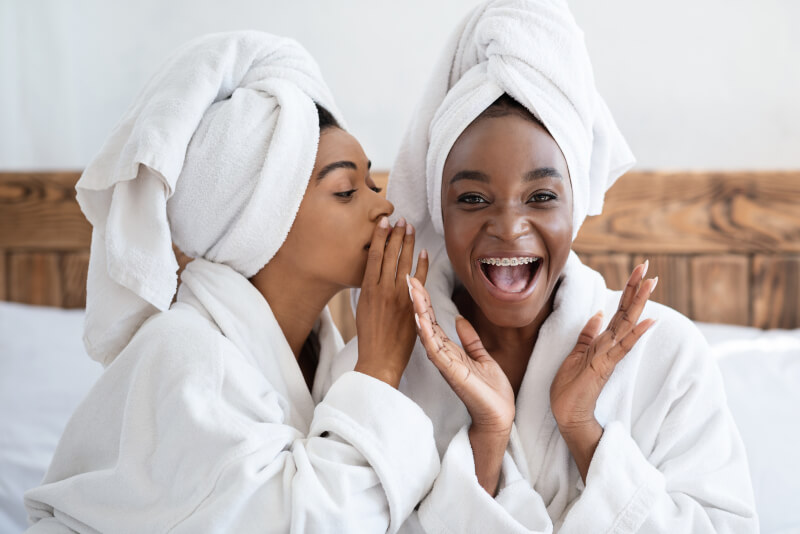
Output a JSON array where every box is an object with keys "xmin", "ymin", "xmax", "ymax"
[
  {"xmin": 251, "ymin": 127, "xmax": 427, "ymax": 390},
  {"xmin": 408, "ymin": 112, "xmax": 657, "ymax": 495}
]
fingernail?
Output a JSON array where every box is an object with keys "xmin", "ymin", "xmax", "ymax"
[
  {"xmin": 406, "ymin": 222, "xmax": 414, "ymax": 235},
  {"xmin": 651, "ymin": 276, "xmax": 659, "ymax": 292},
  {"xmin": 396, "ymin": 216, "xmax": 406, "ymax": 227},
  {"xmin": 414, "ymin": 312, "xmax": 421, "ymax": 329},
  {"xmin": 379, "ymin": 217, "xmax": 390, "ymax": 229},
  {"xmin": 420, "ymin": 248, "xmax": 428, "ymax": 259},
  {"xmin": 643, "ymin": 259, "xmax": 649, "ymax": 276},
  {"xmin": 406, "ymin": 274, "xmax": 414, "ymax": 302}
]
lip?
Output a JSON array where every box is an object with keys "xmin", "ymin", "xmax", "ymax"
[{"xmin": 474, "ymin": 252, "xmax": 543, "ymax": 302}]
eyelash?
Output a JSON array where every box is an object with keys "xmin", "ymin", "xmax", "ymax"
[
  {"xmin": 456, "ymin": 191, "xmax": 558, "ymax": 205},
  {"xmin": 334, "ymin": 185, "xmax": 383, "ymax": 200}
]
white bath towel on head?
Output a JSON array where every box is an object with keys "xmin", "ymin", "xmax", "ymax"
[
  {"xmin": 387, "ymin": 0, "xmax": 634, "ymax": 241},
  {"xmin": 77, "ymin": 30, "xmax": 344, "ymax": 366}
]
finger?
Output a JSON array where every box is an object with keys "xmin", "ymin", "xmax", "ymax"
[
  {"xmin": 380, "ymin": 218, "xmax": 407, "ymax": 285},
  {"xmin": 613, "ymin": 261, "xmax": 648, "ymax": 322},
  {"xmin": 572, "ymin": 311, "xmax": 604, "ymax": 356},
  {"xmin": 409, "ymin": 277, "xmax": 437, "ymax": 325},
  {"xmin": 608, "ymin": 276, "xmax": 658, "ymax": 341},
  {"xmin": 417, "ymin": 311, "xmax": 453, "ymax": 366},
  {"xmin": 604, "ymin": 318, "xmax": 656, "ymax": 367},
  {"xmin": 395, "ymin": 222, "xmax": 416, "ymax": 283},
  {"xmin": 413, "ymin": 249, "xmax": 429, "ymax": 286},
  {"xmin": 363, "ymin": 216, "xmax": 391, "ymax": 286},
  {"xmin": 454, "ymin": 315, "xmax": 491, "ymax": 362}
]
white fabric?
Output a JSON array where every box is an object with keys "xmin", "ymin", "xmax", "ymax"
[
  {"xmin": 338, "ymin": 250, "xmax": 759, "ymax": 532},
  {"xmin": 387, "ymin": 0, "xmax": 634, "ymax": 240},
  {"xmin": 695, "ymin": 322, "xmax": 800, "ymax": 534},
  {"xmin": 0, "ymin": 303, "xmax": 102, "ymax": 534},
  {"xmin": 77, "ymin": 30, "xmax": 344, "ymax": 367},
  {"xmin": 23, "ymin": 259, "xmax": 439, "ymax": 533}
]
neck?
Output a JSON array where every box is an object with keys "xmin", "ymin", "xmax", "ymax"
[
  {"xmin": 454, "ymin": 283, "xmax": 558, "ymax": 394},
  {"xmin": 249, "ymin": 261, "xmax": 341, "ymax": 359}
]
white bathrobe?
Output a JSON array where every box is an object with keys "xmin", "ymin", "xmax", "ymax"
[
  {"xmin": 340, "ymin": 244, "xmax": 758, "ymax": 533},
  {"xmin": 25, "ymin": 259, "xmax": 440, "ymax": 534}
]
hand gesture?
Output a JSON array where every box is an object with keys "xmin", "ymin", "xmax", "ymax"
[
  {"xmin": 550, "ymin": 261, "xmax": 657, "ymax": 439},
  {"xmin": 407, "ymin": 276, "xmax": 514, "ymax": 435},
  {"xmin": 354, "ymin": 217, "xmax": 428, "ymax": 388}
]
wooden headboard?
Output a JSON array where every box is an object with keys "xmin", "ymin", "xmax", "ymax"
[{"xmin": 2, "ymin": 171, "xmax": 799, "ymax": 339}]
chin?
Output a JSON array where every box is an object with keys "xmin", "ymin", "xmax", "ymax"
[{"xmin": 476, "ymin": 296, "xmax": 547, "ymax": 329}]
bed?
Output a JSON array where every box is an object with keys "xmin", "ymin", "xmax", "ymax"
[{"xmin": 2, "ymin": 170, "xmax": 799, "ymax": 533}]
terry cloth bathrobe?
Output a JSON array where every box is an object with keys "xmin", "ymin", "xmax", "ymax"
[
  {"xmin": 341, "ymin": 1, "xmax": 759, "ymax": 532},
  {"xmin": 24, "ymin": 31, "xmax": 438, "ymax": 533}
]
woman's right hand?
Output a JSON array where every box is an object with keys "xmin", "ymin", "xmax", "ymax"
[
  {"xmin": 354, "ymin": 217, "xmax": 428, "ymax": 388},
  {"xmin": 407, "ymin": 275, "xmax": 514, "ymax": 495}
]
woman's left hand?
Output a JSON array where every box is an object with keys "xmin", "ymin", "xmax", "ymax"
[{"xmin": 549, "ymin": 261, "xmax": 657, "ymax": 481}]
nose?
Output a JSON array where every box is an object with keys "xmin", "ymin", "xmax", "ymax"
[
  {"xmin": 368, "ymin": 190, "xmax": 394, "ymax": 222},
  {"xmin": 486, "ymin": 206, "xmax": 529, "ymax": 242}
]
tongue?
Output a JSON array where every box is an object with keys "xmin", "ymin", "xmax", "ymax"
[{"xmin": 485, "ymin": 264, "xmax": 530, "ymax": 293}]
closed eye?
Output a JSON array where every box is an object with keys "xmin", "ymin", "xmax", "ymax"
[
  {"xmin": 334, "ymin": 189, "xmax": 358, "ymax": 200},
  {"xmin": 369, "ymin": 185, "xmax": 382, "ymax": 193}
]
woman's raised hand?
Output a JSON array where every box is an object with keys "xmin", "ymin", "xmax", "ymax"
[
  {"xmin": 407, "ymin": 276, "xmax": 514, "ymax": 495},
  {"xmin": 354, "ymin": 217, "xmax": 428, "ymax": 388},
  {"xmin": 549, "ymin": 261, "xmax": 657, "ymax": 481}
]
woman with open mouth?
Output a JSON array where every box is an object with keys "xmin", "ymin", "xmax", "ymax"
[{"xmin": 366, "ymin": 0, "xmax": 758, "ymax": 532}]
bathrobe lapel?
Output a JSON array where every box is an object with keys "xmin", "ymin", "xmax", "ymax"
[{"xmin": 178, "ymin": 258, "xmax": 343, "ymax": 432}]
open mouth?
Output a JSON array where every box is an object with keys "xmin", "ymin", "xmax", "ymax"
[{"xmin": 477, "ymin": 256, "xmax": 541, "ymax": 295}]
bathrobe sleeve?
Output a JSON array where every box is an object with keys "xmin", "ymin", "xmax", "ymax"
[
  {"xmin": 558, "ymin": 310, "xmax": 758, "ymax": 533},
  {"xmin": 24, "ymin": 311, "xmax": 439, "ymax": 534},
  {"xmin": 416, "ymin": 426, "xmax": 553, "ymax": 534}
]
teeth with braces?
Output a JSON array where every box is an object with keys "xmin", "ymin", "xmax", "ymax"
[{"xmin": 479, "ymin": 257, "xmax": 539, "ymax": 267}]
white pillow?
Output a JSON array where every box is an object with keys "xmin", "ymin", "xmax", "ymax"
[
  {"xmin": 0, "ymin": 302, "xmax": 102, "ymax": 533},
  {"xmin": 695, "ymin": 322, "xmax": 800, "ymax": 534}
]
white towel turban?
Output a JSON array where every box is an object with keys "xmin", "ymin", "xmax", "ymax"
[
  {"xmin": 76, "ymin": 31, "xmax": 344, "ymax": 366},
  {"xmin": 387, "ymin": 0, "xmax": 635, "ymax": 240}
]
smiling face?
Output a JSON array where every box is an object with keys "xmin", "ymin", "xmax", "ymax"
[
  {"xmin": 272, "ymin": 126, "xmax": 393, "ymax": 289},
  {"xmin": 441, "ymin": 110, "xmax": 573, "ymax": 329}
]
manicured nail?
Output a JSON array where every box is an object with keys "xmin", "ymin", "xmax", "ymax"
[
  {"xmin": 379, "ymin": 217, "xmax": 390, "ymax": 229},
  {"xmin": 420, "ymin": 248, "xmax": 428, "ymax": 259},
  {"xmin": 406, "ymin": 274, "xmax": 414, "ymax": 302},
  {"xmin": 406, "ymin": 222, "xmax": 414, "ymax": 235},
  {"xmin": 414, "ymin": 312, "xmax": 421, "ymax": 329},
  {"xmin": 651, "ymin": 276, "xmax": 659, "ymax": 292},
  {"xmin": 643, "ymin": 259, "xmax": 649, "ymax": 277},
  {"xmin": 396, "ymin": 216, "xmax": 406, "ymax": 228}
]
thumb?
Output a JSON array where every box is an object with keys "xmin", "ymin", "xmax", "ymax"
[{"xmin": 455, "ymin": 315, "xmax": 491, "ymax": 362}]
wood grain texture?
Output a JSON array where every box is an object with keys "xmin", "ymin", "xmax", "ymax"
[
  {"xmin": 690, "ymin": 255, "xmax": 750, "ymax": 325},
  {"xmin": 633, "ymin": 254, "xmax": 691, "ymax": 317},
  {"xmin": 574, "ymin": 171, "xmax": 800, "ymax": 255},
  {"xmin": 8, "ymin": 252, "xmax": 62, "ymax": 306},
  {"xmin": 0, "ymin": 249, "xmax": 5, "ymax": 301},
  {"xmin": 578, "ymin": 253, "xmax": 631, "ymax": 291},
  {"xmin": 753, "ymin": 255, "xmax": 800, "ymax": 329},
  {"xmin": 61, "ymin": 251, "xmax": 90, "ymax": 308},
  {"xmin": 0, "ymin": 172, "xmax": 89, "ymax": 250}
]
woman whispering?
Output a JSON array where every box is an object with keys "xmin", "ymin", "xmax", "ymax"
[{"xmin": 24, "ymin": 31, "xmax": 438, "ymax": 533}]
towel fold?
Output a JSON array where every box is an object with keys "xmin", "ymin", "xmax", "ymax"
[
  {"xmin": 387, "ymin": 0, "xmax": 634, "ymax": 240},
  {"xmin": 76, "ymin": 31, "xmax": 343, "ymax": 366}
]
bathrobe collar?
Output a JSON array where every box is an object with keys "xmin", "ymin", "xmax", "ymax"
[
  {"xmin": 421, "ymin": 236, "xmax": 607, "ymax": 487},
  {"xmin": 175, "ymin": 258, "xmax": 343, "ymax": 432}
]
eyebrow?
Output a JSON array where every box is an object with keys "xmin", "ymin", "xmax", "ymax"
[
  {"xmin": 449, "ymin": 167, "xmax": 563, "ymax": 185},
  {"xmin": 316, "ymin": 159, "xmax": 372, "ymax": 183},
  {"xmin": 524, "ymin": 167, "xmax": 563, "ymax": 182}
]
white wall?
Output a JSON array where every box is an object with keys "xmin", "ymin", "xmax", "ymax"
[{"xmin": 1, "ymin": 0, "xmax": 798, "ymax": 170}]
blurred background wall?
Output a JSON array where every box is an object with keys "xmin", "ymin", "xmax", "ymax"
[{"xmin": 1, "ymin": 0, "xmax": 798, "ymax": 171}]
